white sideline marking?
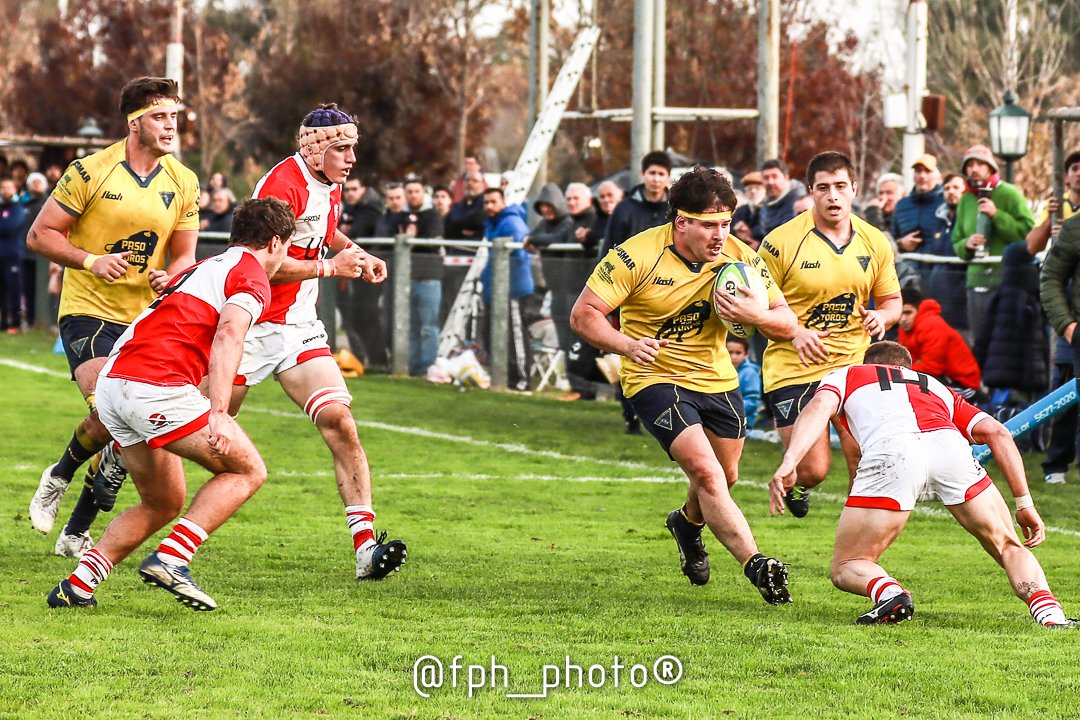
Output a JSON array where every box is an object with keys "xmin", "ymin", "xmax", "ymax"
[
  {"xmin": 0, "ymin": 358, "xmax": 68, "ymax": 379},
  {"xmin": 245, "ymin": 405, "xmax": 662, "ymax": 472},
  {"xmin": 5, "ymin": 356, "xmax": 1080, "ymax": 540}
]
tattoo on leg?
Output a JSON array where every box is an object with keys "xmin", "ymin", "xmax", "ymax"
[{"xmin": 1017, "ymin": 581, "xmax": 1041, "ymax": 598}]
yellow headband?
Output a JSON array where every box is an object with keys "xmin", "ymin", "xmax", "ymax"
[
  {"xmin": 678, "ymin": 210, "xmax": 732, "ymax": 222},
  {"xmin": 127, "ymin": 98, "xmax": 183, "ymax": 123}
]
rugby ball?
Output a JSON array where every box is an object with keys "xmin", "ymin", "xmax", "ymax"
[{"xmin": 713, "ymin": 262, "xmax": 769, "ymax": 338}]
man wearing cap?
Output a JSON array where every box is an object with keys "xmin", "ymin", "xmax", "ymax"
[
  {"xmin": 229, "ymin": 104, "xmax": 407, "ymax": 581},
  {"xmin": 891, "ymin": 154, "xmax": 954, "ymax": 295},
  {"xmin": 27, "ymin": 77, "xmax": 199, "ymax": 557},
  {"xmin": 733, "ymin": 171, "xmax": 765, "ymax": 248},
  {"xmin": 951, "ymin": 144, "xmax": 1034, "ymax": 332}
]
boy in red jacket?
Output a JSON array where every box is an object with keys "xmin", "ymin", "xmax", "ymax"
[{"xmin": 898, "ymin": 287, "xmax": 982, "ymax": 398}]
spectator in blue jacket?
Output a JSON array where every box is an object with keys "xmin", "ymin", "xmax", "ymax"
[
  {"xmin": 890, "ymin": 154, "xmax": 967, "ymax": 327},
  {"xmin": 727, "ymin": 336, "xmax": 762, "ymax": 427},
  {"xmin": 481, "ymin": 187, "xmax": 535, "ymax": 390},
  {"xmin": 0, "ymin": 177, "xmax": 27, "ymax": 332}
]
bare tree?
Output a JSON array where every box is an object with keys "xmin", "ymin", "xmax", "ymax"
[{"xmin": 928, "ymin": 0, "xmax": 1071, "ymax": 187}]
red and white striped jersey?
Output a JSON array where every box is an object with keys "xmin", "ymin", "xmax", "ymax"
[
  {"xmin": 104, "ymin": 246, "xmax": 271, "ymax": 387},
  {"xmin": 252, "ymin": 153, "xmax": 342, "ymax": 324},
  {"xmin": 817, "ymin": 364, "xmax": 989, "ymax": 450}
]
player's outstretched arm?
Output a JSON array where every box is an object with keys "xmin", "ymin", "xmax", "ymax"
[
  {"xmin": 769, "ymin": 391, "xmax": 840, "ymax": 515},
  {"xmin": 570, "ymin": 287, "xmax": 667, "ymax": 366},
  {"xmin": 205, "ymin": 303, "xmax": 256, "ymax": 455},
  {"xmin": 970, "ymin": 416, "xmax": 1045, "ymax": 547}
]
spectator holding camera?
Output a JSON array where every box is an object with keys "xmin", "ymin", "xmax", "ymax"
[{"xmin": 951, "ymin": 144, "xmax": 1034, "ymax": 333}]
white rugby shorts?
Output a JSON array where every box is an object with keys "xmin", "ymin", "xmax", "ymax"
[
  {"xmin": 845, "ymin": 429, "xmax": 992, "ymax": 511},
  {"xmin": 96, "ymin": 375, "xmax": 211, "ymax": 449},
  {"xmin": 237, "ymin": 319, "xmax": 333, "ymax": 386}
]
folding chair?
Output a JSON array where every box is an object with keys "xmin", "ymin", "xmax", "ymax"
[{"xmin": 531, "ymin": 343, "xmax": 565, "ymax": 391}]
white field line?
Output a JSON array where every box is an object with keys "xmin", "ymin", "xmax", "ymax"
[
  {"xmin": 245, "ymin": 405, "xmax": 661, "ymax": 472},
  {"xmin": 5, "ymin": 357, "xmax": 1080, "ymax": 540}
]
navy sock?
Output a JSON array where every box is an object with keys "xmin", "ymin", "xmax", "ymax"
[
  {"xmin": 63, "ymin": 477, "xmax": 100, "ymax": 536},
  {"xmin": 53, "ymin": 430, "xmax": 101, "ymax": 482}
]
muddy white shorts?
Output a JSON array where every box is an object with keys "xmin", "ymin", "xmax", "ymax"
[
  {"xmin": 846, "ymin": 429, "xmax": 992, "ymax": 511},
  {"xmin": 96, "ymin": 375, "xmax": 211, "ymax": 449},
  {"xmin": 236, "ymin": 319, "xmax": 333, "ymax": 387}
]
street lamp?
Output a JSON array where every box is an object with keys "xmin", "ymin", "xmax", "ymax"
[
  {"xmin": 76, "ymin": 117, "xmax": 104, "ymax": 158},
  {"xmin": 988, "ymin": 90, "xmax": 1031, "ymax": 183}
]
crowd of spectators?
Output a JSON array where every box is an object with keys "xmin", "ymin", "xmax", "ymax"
[{"xmin": 5, "ymin": 142, "xmax": 1080, "ymax": 481}]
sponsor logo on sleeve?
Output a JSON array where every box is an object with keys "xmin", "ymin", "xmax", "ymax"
[
  {"xmin": 596, "ymin": 260, "xmax": 616, "ymax": 284},
  {"xmin": 73, "ymin": 161, "xmax": 90, "ymax": 183},
  {"xmin": 615, "ymin": 246, "xmax": 636, "ymax": 270},
  {"xmin": 761, "ymin": 240, "xmax": 779, "ymax": 258}
]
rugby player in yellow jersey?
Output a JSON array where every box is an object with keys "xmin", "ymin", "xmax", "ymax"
[
  {"xmin": 571, "ymin": 166, "xmax": 798, "ymax": 603},
  {"xmin": 27, "ymin": 77, "xmax": 199, "ymax": 556},
  {"xmin": 759, "ymin": 151, "xmax": 901, "ymax": 518}
]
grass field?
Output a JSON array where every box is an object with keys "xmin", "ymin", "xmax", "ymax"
[{"xmin": 3, "ymin": 330, "xmax": 1080, "ymax": 719}]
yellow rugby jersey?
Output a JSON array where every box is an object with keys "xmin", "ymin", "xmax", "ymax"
[
  {"xmin": 1034, "ymin": 198, "xmax": 1080, "ymax": 225},
  {"xmin": 586, "ymin": 223, "xmax": 783, "ymax": 398},
  {"xmin": 53, "ymin": 140, "xmax": 200, "ymax": 324},
  {"xmin": 759, "ymin": 210, "xmax": 900, "ymax": 392}
]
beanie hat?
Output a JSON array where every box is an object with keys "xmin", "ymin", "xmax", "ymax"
[{"xmin": 961, "ymin": 144, "xmax": 999, "ymax": 174}]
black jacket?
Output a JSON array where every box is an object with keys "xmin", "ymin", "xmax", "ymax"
[
  {"xmin": 444, "ymin": 195, "xmax": 486, "ymax": 240},
  {"xmin": 376, "ymin": 206, "xmax": 444, "ymax": 281},
  {"xmin": 599, "ymin": 183, "xmax": 669, "ymax": 258},
  {"xmin": 342, "ymin": 188, "xmax": 383, "ymax": 239},
  {"xmin": 973, "ymin": 242, "xmax": 1048, "ymax": 392}
]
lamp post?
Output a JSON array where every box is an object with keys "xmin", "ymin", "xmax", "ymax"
[
  {"xmin": 988, "ymin": 90, "xmax": 1031, "ymax": 183},
  {"xmin": 76, "ymin": 117, "xmax": 104, "ymax": 158}
]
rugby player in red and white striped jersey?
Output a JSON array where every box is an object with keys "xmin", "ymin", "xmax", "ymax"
[
  {"xmin": 231, "ymin": 104, "xmax": 406, "ymax": 581},
  {"xmin": 770, "ymin": 341, "xmax": 1075, "ymax": 628},
  {"xmin": 47, "ymin": 198, "xmax": 294, "ymax": 611}
]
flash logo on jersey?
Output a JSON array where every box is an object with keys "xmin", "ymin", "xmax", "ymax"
[
  {"xmin": 805, "ymin": 292, "xmax": 856, "ymax": 331},
  {"xmin": 656, "ymin": 300, "xmax": 711, "ymax": 342}
]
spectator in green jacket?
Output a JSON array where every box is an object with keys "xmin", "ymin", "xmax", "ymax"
[{"xmin": 951, "ymin": 144, "xmax": 1035, "ymax": 333}]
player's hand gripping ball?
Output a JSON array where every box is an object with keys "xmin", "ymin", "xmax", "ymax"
[{"xmin": 712, "ymin": 261, "xmax": 769, "ymax": 338}]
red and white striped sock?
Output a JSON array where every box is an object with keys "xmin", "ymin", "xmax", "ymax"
[
  {"xmin": 867, "ymin": 576, "xmax": 905, "ymax": 603},
  {"xmin": 1027, "ymin": 590, "xmax": 1068, "ymax": 626},
  {"xmin": 156, "ymin": 518, "xmax": 208, "ymax": 567},
  {"xmin": 68, "ymin": 548, "xmax": 114, "ymax": 598},
  {"xmin": 345, "ymin": 505, "xmax": 376, "ymax": 554}
]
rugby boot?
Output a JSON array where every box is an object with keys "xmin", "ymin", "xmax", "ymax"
[
  {"xmin": 665, "ymin": 509, "xmax": 710, "ymax": 586},
  {"xmin": 54, "ymin": 529, "xmax": 93, "ymax": 558},
  {"xmin": 784, "ymin": 485, "xmax": 811, "ymax": 518},
  {"xmin": 46, "ymin": 579, "xmax": 98, "ymax": 608},
  {"xmin": 92, "ymin": 441, "xmax": 128, "ymax": 512},
  {"xmin": 357, "ymin": 531, "xmax": 407, "ymax": 580},
  {"xmin": 29, "ymin": 463, "xmax": 69, "ymax": 534},
  {"xmin": 745, "ymin": 554, "xmax": 792, "ymax": 605},
  {"xmin": 138, "ymin": 552, "xmax": 218, "ymax": 611},
  {"xmin": 856, "ymin": 592, "xmax": 914, "ymax": 625}
]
